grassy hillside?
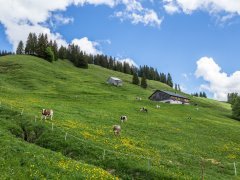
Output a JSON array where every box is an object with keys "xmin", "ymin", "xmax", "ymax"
[{"xmin": 0, "ymin": 55, "xmax": 239, "ymax": 179}]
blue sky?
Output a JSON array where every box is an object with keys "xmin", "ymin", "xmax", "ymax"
[{"xmin": 0, "ymin": 0, "xmax": 240, "ymax": 100}]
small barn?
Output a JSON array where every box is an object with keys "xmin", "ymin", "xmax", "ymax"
[
  {"xmin": 107, "ymin": 77, "xmax": 123, "ymax": 86},
  {"xmin": 149, "ymin": 90, "xmax": 190, "ymax": 104}
]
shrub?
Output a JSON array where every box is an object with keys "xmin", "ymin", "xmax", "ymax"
[
  {"xmin": 45, "ymin": 47, "xmax": 55, "ymax": 62},
  {"xmin": 232, "ymin": 96, "xmax": 240, "ymax": 120}
]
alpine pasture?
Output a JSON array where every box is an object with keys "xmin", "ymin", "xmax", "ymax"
[{"xmin": 0, "ymin": 55, "xmax": 239, "ymax": 179}]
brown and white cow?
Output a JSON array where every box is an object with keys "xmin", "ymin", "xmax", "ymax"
[
  {"xmin": 113, "ymin": 125, "xmax": 121, "ymax": 135},
  {"xmin": 41, "ymin": 109, "xmax": 53, "ymax": 120}
]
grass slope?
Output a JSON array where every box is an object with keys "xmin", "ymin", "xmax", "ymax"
[{"xmin": 0, "ymin": 55, "xmax": 239, "ymax": 179}]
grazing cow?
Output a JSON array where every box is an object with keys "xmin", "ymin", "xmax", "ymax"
[
  {"xmin": 136, "ymin": 97, "xmax": 142, "ymax": 101},
  {"xmin": 156, "ymin": 105, "xmax": 160, "ymax": 109},
  {"xmin": 113, "ymin": 125, "xmax": 121, "ymax": 135},
  {"xmin": 41, "ymin": 109, "xmax": 53, "ymax": 120},
  {"xmin": 120, "ymin": 115, "xmax": 127, "ymax": 123},
  {"xmin": 140, "ymin": 107, "xmax": 148, "ymax": 113}
]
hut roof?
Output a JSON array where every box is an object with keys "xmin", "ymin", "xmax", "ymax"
[
  {"xmin": 149, "ymin": 90, "xmax": 190, "ymax": 100},
  {"xmin": 108, "ymin": 77, "xmax": 122, "ymax": 81}
]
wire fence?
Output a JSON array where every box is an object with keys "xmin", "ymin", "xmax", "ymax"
[{"xmin": 0, "ymin": 100, "xmax": 239, "ymax": 179}]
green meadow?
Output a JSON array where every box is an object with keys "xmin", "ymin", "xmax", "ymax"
[{"xmin": 0, "ymin": 55, "xmax": 239, "ymax": 179}]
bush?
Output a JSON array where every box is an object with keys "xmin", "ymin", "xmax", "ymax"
[
  {"xmin": 232, "ymin": 96, "xmax": 240, "ymax": 120},
  {"xmin": 45, "ymin": 47, "xmax": 55, "ymax": 62}
]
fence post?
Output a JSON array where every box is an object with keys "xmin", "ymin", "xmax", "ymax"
[
  {"xmin": 52, "ymin": 123, "xmax": 54, "ymax": 131},
  {"xmin": 148, "ymin": 158, "xmax": 151, "ymax": 171},
  {"xmin": 65, "ymin": 132, "xmax": 68, "ymax": 141},
  {"xmin": 103, "ymin": 149, "xmax": 106, "ymax": 160},
  {"xmin": 234, "ymin": 162, "xmax": 237, "ymax": 176},
  {"xmin": 201, "ymin": 159, "xmax": 205, "ymax": 180}
]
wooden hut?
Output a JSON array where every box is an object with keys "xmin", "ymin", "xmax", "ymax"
[
  {"xmin": 107, "ymin": 77, "xmax": 123, "ymax": 86},
  {"xmin": 149, "ymin": 90, "xmax": 190, "ymax": 104}
]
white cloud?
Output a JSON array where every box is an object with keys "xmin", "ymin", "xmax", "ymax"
[
  {"xmin": 195, "ymin": 57, "xmax": 240, "ymax": 101},
  {"xmin": 115, "ymin": 0, "xmax": 163, "ymax": 27},
  {"xmin": 118, "ymin": 58, "xmax": 138, "ymax": 67},
  {"xmin": 0, "ymin": 0, "xmax": 75, "ymax": 50},
  {"xmin": 163, "ymin": 0, "xmax": 240, "ymax": 15},
  {"xmin": 72, "ymin": 37, "xmax": 102, "ymax": 55},
  {"xmin": 52, "ymin": 14, "xmax": 74, "ymax": 25},
  {"xmin": 163, "ymin": 0, "xmax": 180, "ymax": 14},
  {"xmin": 2, "ymin": 21, "xmax": 68, "ymax": 50},
  {"xmin": 72, "ymin": 0, "xmax": 116, "ymax": 7},
  {"xmin": 0, "ymin": 0, "xmax": 162, "ymax": 51}
]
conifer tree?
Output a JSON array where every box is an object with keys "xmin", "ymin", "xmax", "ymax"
[
  {"xmin": 202, "ymin": 92, "xmax": 207, "ymax": 98},
  {"xmin": 25, "ymin": 33, "xmax": 33, "ymax": 54},
  {"xmin": 167, "ymin": 73, "xmax": 173, "ymax": 87},
  {"xmin": 174, "ymin": 84, "xmax": 178, "ymax": 91},
  {"xmin": 123, "ymin": 62, "xmax": 131, "ymax": 74},
  {"xmin": 37, "ymin": 33, "xmax": 48, "ymax": 58},
  {"xmin": 141, "ymin": 76, "xmax": 147, "ymax": 89},
  {"xmin": 32, "ymin": 33, "xmax": 38, "ymax": 55},
  {"xmin": 228, "ymin": 93, "xmax": 238, "ymax": 104},
  {"xmin": 52, "ymin": 40, "xmax": 58, "ymax": 61},
  {"xmin": 132, "ymin": 72, "xmax": 140, "ymax": 85},
  {"xmin": 58, "ymin": 46, "xmax": 67, "ymax": 59},
  {"xmin": 232, "ymin": 96, "xmax": 240, "ymax": 120},
  {"xmin": 16, "ymin": 41, "xmax": 24, "ymax": 54},
  {"xmin": 178, "ymin": 84, "xmax": 181, "ymax": 92}
]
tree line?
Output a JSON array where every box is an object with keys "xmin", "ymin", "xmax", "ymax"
[
  {"xmin": 227, "ymin": 93, "xmax": 240, "ymax": 120},
  {"xmin": 16, "ymin": 33, "xmax": 88, "ymax": 68},
  {"xmin": 0, "ymin": 50, "xmax": 14, "ymax": 57},
  {"xmin": 191, "ymin": 92, "xmax": 207, "ymax": 98},
  {"xmin": 15, "ymin": 32, "xmax": 174, "ymax": 87}
]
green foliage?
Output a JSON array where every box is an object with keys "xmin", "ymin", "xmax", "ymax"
[
  {"xmin": 45, "ymin": 47, "xmax": 54, "ymax": 62},
  {"xmin": 132, "ymin": 72, "xmax": 139, "ymax": 85},
  {"xmin": 232, "ymin": 96, "xmax": 240, "ymax": 120},
  {"xmin": 166, "ymin": 73, "xmax": 173, "ymax": 87},
  {"xmin": 202, "ymin": 91, "xmax": 207, "ymax": 98},
  {"xmin": 0, "ymin": 50, "xmax": 13, "ymax": 56},
  {"xmin": 140, "ymin": 76, "xmax": 147, "ymax": 89},
  {"xmin": 178, "ymin": 84, "xmax": 181, "ymax": 92},
  {"xmin": 48, "ymin": 40, "xmax": 58, "ymax": 61},
  {"xmin": 16, "ymin": 41, "xmax": 24, "ymax": 54},
  {"xmin": 228, "ymin": 92, "xmax": 238, "ymax": 104},
  {"xmin": 58, "ymin": 45, "xmax": 67, "ymax": 59},
  {"xmin": 25, "ymin": 33, "xmax": 37, "ymax": 55},
  {"xmin": 123, "ymin": 62, "xmax": 131, "ymax": 74},
  {"xmin": 37, "ymin": 34, "xmax": 48, "ymax": 59},
  {"xmin": 192, "ymin": 92, "xmax": 207, "ymax": 98}
]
